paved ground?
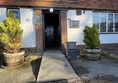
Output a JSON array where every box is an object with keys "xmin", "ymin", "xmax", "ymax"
[
  {"xmin": 1, "ymin": 51, "xmax": 118, "ymax": 83},
  {"xmin": 37, "ymin": 50, "xmax": 84, "ymax": 83},
  {"xmin": 69, "ymin": 55, "xmax": 118, "ymax": 83},
  {"xmin": 0, "ymin": 54, "xmax": 41, "ymax": 83}
]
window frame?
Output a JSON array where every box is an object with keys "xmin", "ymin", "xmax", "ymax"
[
  {"xmin": 7, "ymin": 8, "xmax": 20, "ymax": 20},
  {"xmin": 93, "ymin": 12, "xmax": 118, "ymax": 34},
  {"xmin": 114, "ymin": 14, "xmax": 118, "ymax": 32},
  {"xmin": 99, "ymin": 13, "xmax": 107, "ymax": 33},
  {"xmin": 69, "ymin": 19, "xmax": 79, "ymax": 28}
]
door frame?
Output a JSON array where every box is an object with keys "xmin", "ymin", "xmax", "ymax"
[{"xmin": 42, "ymin": 10, "xmax": 62, "ymax": 51}]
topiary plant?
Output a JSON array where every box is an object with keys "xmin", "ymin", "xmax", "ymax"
[
  {"xmin": 83, "ymin": 24, "xmax": 100, "ymax": 49},
  {"xmin": 0, "ymin": 11, "xmax": 23, "ymax": 53}
]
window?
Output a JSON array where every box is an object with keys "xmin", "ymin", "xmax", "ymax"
[
  {"xmin": 93, "ymin": 13, "xmax": 99, "ymax": 31},
  {"xmin": 100, "ymin": 13, "xmax": 106, "ymax": 32},
  {"xmin": 108, "ymin": 14, "xmax": 113, "ymax": 32},
  {"xmin": 115, "ymin": 14, "xmax": 118, "ymax": 32},
  {"xmin": 7, "ymin": 9, "xmax": 20, "ymax": 20},
  {"xmin": 93, "ymin": 12, "xmax": 118, "ymax": 33}
]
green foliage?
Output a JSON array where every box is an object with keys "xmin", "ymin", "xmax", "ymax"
[
  {"xmin": 0, "ymin": 12, "xmax": 23, "ymax": 53},
  {"xmin": 7, "ymin": 11, "xmax": 16, "ymax": 19},
  {"xmin": 83, "ymin": 24, "xmax": 100, "ymax": 49}
]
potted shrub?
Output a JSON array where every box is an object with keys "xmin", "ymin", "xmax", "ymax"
[
  {"xmin": 83, "ymin": 24, "xmax": 101, "ymax": 60},
  {"xmin": 0, "ymin": 11, "xmax": 25, "ymax": 66}
]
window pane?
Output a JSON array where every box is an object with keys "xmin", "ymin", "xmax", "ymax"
[
  {"xmin": 108, "ymin": 14, "xmax": 113, "ymax": 32},
  {"xmin": 115, "ymin": 14, "xmax": 118, "ymax": 32},
  {"xmin": 12, "ymin": 11, "xmax": 19, "ymax": 19},
  {"xmin": 100, "ymin": 13, "xmax": 106, "ymax": 32},
  {"xmin": 93, "ymin": 13, "xmax": 99, "ymax": 31},
  {"xmin": 8, "ymin": 9, "xmax": 20, "ymax": 20}
]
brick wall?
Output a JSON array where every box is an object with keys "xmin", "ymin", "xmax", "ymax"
[
  {"xmin": 21, "ymin": 48, "xmax": 36, "ymax": 54},
  {"xmin": 34, "ymin": 10, "xmax": 43, "ymax": 53},
  {"xmin": 100, "ymin": 43, "xmax": 118, "ymax": 53},
  {"xmin": 61, "ymin": 10, "xmax": 68, "ymax": 54},
  {"xmin": 0, "ymin": 0, "xmax": 118, "ymax": 11},
  {"xmin": 77, "ymin": 43, "xmax": 118, "ymax": 54}
]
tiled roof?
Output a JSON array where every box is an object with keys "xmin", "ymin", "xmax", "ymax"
[{"xmin": 0, "ymin": 0, "xmax": 118, "ymax": 10}]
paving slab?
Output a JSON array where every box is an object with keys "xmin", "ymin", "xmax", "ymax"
[{"xmin": 37, "ymin": 50, "xmax": 83, "ymax": 83}]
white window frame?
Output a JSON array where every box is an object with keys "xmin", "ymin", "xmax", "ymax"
[
  {"xmin": 93, "ymin": 12, "xmax": 118, "ymax": 33},
  {"xmin": 7, "ymin": 8, "xmax": 20, "ymax": 20},
  {"xmin": 99, "ymin": 13, "xmax": 107, "ymax": 33},
  {"xmin": 114, "ymin": 14, "xmax": 118, "ymax": 32}
]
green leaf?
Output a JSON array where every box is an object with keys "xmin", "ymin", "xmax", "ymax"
[
  {"xmin": 83, "ymin": 24, "xmax": 100, "ymax": 49},
  {"xmin": 0, "ymin": 11, "xmax": 23, "ymax": 53}
]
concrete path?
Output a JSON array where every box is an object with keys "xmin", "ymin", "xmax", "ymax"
[
  {"xmin": 37, "ymin": 50, "xmax": 83, "ymax": 83},
  {"xmin": 70, "ymin": 58, "xmax": 118, "ymax": 83}
]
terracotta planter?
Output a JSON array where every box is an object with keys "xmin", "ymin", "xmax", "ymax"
[
  {"xmin": 83, "ymin": 49, "xmax": 101, "ymax": 60},
  {"xmin": 3, "ymin": 51, "xmax": 25, "ymax": 67}
]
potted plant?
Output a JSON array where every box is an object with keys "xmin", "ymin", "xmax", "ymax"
[
  {"xmin": 0, "ymin": 11, "xmax": 24, "ymax": 66},
  {"xmin": 83, "ymin": 24, "xmax": 101, "ymax": 60}
]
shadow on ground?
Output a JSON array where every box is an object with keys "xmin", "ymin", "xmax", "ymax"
[
  {"xmin": 0, "ymin": 54, "xmax": 5, "ymax": 68},
  {"xmin": 29, "ymin": 79, "xmax": 68, "ymax": 83},
  {"xmin": 31, "ymin": 57, "xmax": 42, "ymax": 80},
  {"xmin": 0, "ymin": 54, "xmax": 42, "ymax": 83},
  {"xmin": 86, "ymin": 75, "xmax": 118, "ymax": 83}
]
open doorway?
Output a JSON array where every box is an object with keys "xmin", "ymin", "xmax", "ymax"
[{"xmin": 43, "ymin": 11, "xmax": 61, "ymax": 50}]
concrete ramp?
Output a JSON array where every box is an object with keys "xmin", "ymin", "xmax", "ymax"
[{"xmin": 37, "ymin": 50, "xmax": 83, "ymax": 83}]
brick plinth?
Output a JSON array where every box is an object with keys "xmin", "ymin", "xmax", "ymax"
[
  {"xmin": 34, "ymin": 10, "xmax": 43, "ymax": 53},
  {"xmin": 77, "ymin": 43, "xmax": 118, "ymax": 54},
  {"xmin": 61, "ymin": 10, "xmax": 67, "ymax": 54},
  {"xmin": 21, "ymin": 48, "xmax": 36, "ymax": 54}
]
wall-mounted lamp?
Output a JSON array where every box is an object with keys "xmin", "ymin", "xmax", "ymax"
[{"xmin": 49, "ymin": 8, "xmax": 54, "ymax": 13}]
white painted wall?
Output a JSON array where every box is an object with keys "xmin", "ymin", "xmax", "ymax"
[
  {"xmin": 0, "ymin": 8, "xmax": 6, "ymax": 22},
  {"xmin": 67, "ymin": 10, "xmax": 118, "ymax": 45},
  {"xmin": 67, "ymin": 10, "xmax": 92, "ymax": 45},
  {"xmin": 0, "ymin": 8, "xmax": 36, "ymax": 48},
  {"xmin": 100, "ymin": 34, "xmax": 118, "ymax": 44},
  {"xmin": 20, "ymin": 8, "xmax": 36, "ymax": 48}
]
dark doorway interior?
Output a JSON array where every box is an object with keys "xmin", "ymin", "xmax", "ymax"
[{"xmin": 44, "ymin": 12, "xmax": 61, "ymax": 49}]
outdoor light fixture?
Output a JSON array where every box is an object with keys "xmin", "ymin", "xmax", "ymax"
[{"xmin": 49, "ymin": 8, "xmax": 54, "ymax": 13}]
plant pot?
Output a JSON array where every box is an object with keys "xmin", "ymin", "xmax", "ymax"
[
  {"xmin": 83, "ymin": 49, "xmax": 101, "ymax": 60},
  {"xmin": 3, "ymin": 51, "xmax": 25, "ymax": 67}
]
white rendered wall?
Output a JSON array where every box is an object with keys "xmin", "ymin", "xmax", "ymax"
[
  {"xmin": 67, "ymin": 10, "xmax": 92, "ymax": 45},
  {"xmin": 0, "ymin": 8, "xmax": 36, "ymax": 48},
  {"xmin": 67, "ymin": 10, "xmax": 118, "ymax": 45},
  {"xmin": 20, "ymin": 8, "xmax": 36, "ymax": 48},
  {"xmin": 100, "ymin": 34, "xmax": 118, "ymax": 44},
  {"xmin": 0, "ymin": 8, "xmax": 6, "ymax": 22}
]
